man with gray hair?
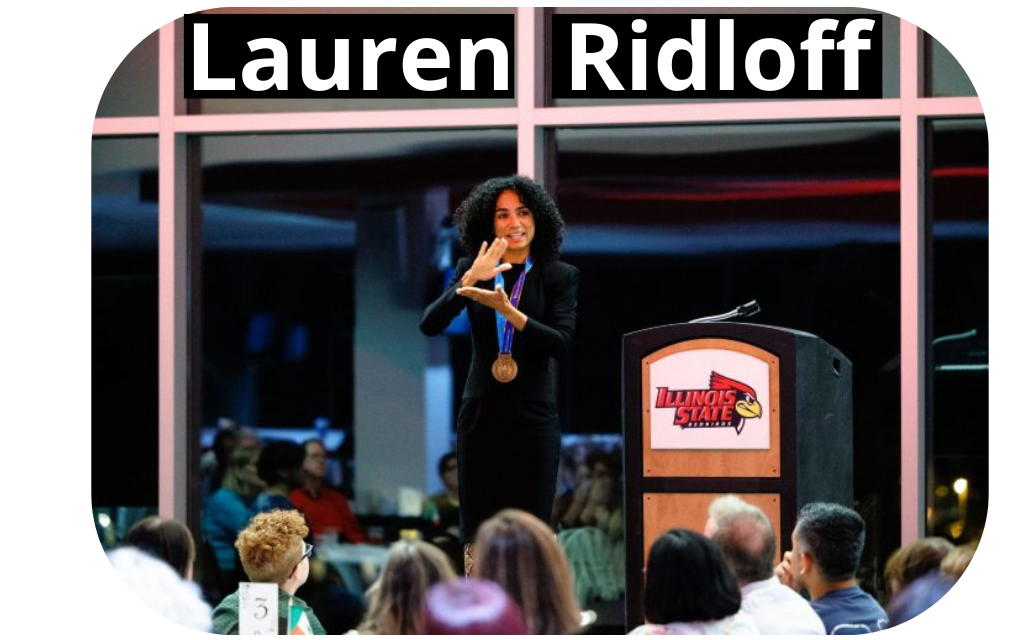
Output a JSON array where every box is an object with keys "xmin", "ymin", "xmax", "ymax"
[
  {"xmin": 705, "ymin": 495, "xmax": 825, "ymax": 634},
  {"xmin": 776, "ymin": 502, "xmax": 888, "ymax": 634}
]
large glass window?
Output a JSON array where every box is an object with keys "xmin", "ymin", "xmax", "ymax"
[
  {"xmin": 199, "ymin": 128, "xmax": 517, "ymax": 442},
  {"xmin": 195, "ymin": 130, "xmax": 516, "ymax": 626},
  {"xmin": 555, "ymin": 121, "xmax": 902, "ymax": 597},
  {"xmin": 928, "ymin": 118, "xmax": 987, "ymax": 544},
  {"xmin": 92, "ymin": 137, "xmax": 159, "ymax": 546}
]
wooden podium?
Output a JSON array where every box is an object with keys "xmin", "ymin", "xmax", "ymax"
[{"xmin": 622, "ymin": 322, "xmax": 852, "ymax": 627}]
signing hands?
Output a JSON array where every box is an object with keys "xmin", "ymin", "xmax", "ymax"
[
  {"xmin": 462, "ymin": 238, "xmax": 512, "ymax": 284},
  {"xmin": 457, "ymin": 282, "xmax": 511, "ymax": 312},
  {"xmin": 458, "ymin": 239, "xmax": 511, "ymax": 311},
  {"xmin": 457, "ymin": 282, "xmax": 527, "ymax": 330},
  {"xmin": 456, "ymin": 239, "xmax": 528, "ymax": 330}
]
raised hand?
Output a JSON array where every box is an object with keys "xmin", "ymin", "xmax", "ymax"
[{"xmin": 463, "ymin": 238, "xmax": 512, "ymax": 285}]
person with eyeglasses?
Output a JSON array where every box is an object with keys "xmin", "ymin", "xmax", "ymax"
[
  {"xmin": 211, "ymin": 509, "xmax": 327, "ymax": 635},
  {"xmin": 425, "ymin": 452, "xmax": 461, "ymax": 536},
  {"xmin": 423, "ymin": 451, "xmax": 463, "ymax": 572}
]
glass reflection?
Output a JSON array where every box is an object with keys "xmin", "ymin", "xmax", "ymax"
[
  {"xmin": 92, "ymin": 137, "xmax": 159, "ymax": 545},
  {"xmin": 555, "ymin": 120, "xmax": 901, "ymax": 601},
  {"xmin": 928, "ymin": 118, "xmax": 987, "ymax": 545},
  {"xmin": 196, "ymin": 130, "xmax": 517, "ymax": 630}
]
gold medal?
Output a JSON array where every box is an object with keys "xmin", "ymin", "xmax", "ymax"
[{"xmin": 492, "ymin": 353, "xmax": 518, "ymax": 383}]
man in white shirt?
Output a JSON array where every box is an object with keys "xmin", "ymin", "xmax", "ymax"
[{"xmin": 705, "ymin": 495, "xmax": 825, "ymax": 635}]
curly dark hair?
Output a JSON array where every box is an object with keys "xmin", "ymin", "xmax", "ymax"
[{"xmin": 454, "ymin": 175, "xmax": 565, "ymax": 262}]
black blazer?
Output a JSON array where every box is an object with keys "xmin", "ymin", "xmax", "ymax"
[{"xmin": 420, "ymin": 257, "xmax": 579, "ymax": 402}]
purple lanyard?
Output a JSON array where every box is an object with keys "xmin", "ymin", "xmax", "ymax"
[{"xmin": 494, "ymin": 257, "xmax": 533, "ymax": 354}]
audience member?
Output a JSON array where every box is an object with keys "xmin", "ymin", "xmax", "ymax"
[
  {"xmin": 705, "ymin": 495, "xmax": 824, "ymax": 634},
  {"xmin": 354, "ymin": 539, "xmax": 457, "ymax": 634},
  {"xmin": 551, "ymin": 447, "xmax": 583, "ymax": 525},
  {"xmin": 200, "ymin": 420, "xmax": 241, "ymax": 504},
  {"xmin": 552, "ymin": 443, "xmax": 601, "ymax": 525},
  {"xmin": 235, "ymin": 426, "xmax": 262, "ymax": 451},
  {"xmin": 631, "ymin": 529, "xmax": 758, "ymax": 635},
  {"xmin": 884, "ymin": 536, "xmax": 954, "ymax": 597},
  {"xmin": 887, "ymin": 571, "xmax": 955, "ymax": 627},
  {"xmin": 290, "ymin": 439, "xmax": 366, "ymax": 542},
  {"xmin": 558, "ymin": 449, "xmax": 625, "ymax": 607},
  {"xmin": 426, "ymin": 452, "xmax": 461, "ymax": 536},
  {"xmin": 421, "ymin": 578, "xmax": 528, "ymax": 635},
  {"xmin": 256, "ymin": 440, "xmax": 306, "ymax": 513},
  {"xmin": 424, "ymin": 451, "xmax": 462, "ymax": 572},
  {"xmin": 939, "ymin": 542, "xmax": 976, "ymax": 580},
  {"xmin": 211, "ymin": 509, "xmax": 326, "ymax": 635},
  {"xmin": 560, "ymin": 449, "xmax": 621, "ymax": 531},
  {"xmin": 202, "ymin": 446, "xmax": 265, "ymax": 578},
  {"xmin": 108, "ymin": 546, "xmax": 213, "ymax": 632},
  {"xmin": 473, "ymin": 509, "xmax": 582, "ymax": 635},
  {"xmin": 776, "ymin": 502, "xmax": 888, "ymax": 634},
  {"xmin": 122, "ymin": 515, "xmax": 196, "ymax": 581},
  {"xmin": 284, "ymin": 439, "xmax": 368, "ymax": 633}
]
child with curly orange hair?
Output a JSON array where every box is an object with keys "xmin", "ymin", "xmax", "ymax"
[{"xmin": 211, "ymin": 509, "xmax": 326, "ymax": 634}]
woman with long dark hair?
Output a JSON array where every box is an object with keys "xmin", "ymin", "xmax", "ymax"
[
  {"xmin": 420, "ymin": 175, "xmax": 578, "ymax": 572},
  {"xmin": 633, "ymin": 529, "xmax": 758, "ymax": 635}
]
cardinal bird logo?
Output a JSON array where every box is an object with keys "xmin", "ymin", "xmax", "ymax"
[
  {"xmin": 709, "ymin": 371, "xmax": 763, "ymax": 421},
  {"xmin": 654, "ymin": 371, "xmax": 764, "ymax": 435}
]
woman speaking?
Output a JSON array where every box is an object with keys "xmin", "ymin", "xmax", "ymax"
[{"xmin": 420, "ymin": 175, "xmax": 578, "ymax": 571}]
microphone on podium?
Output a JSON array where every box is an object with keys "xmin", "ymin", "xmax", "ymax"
[{"xmin": 689, "ymin": 300, "xmax": 760, "ymax": 324}]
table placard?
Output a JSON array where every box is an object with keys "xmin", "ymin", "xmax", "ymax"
[{"xmin": 240, "ymin": 582, "xmax": 278, "ymax": 635}]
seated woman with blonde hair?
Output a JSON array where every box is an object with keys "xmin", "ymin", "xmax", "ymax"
[
  {"xmin": 353, "ymin": 539, "xmax": 457, "ymax": 635},
  {"xmin": 202, "ymin": 445, "xmax": 266, "ymax": 585},
  {"xmin": 472, "ymin": 509, "xmax": 582, "ymax": 635},
  {"xmin": 940, "ymin": 541, "xmax": 976, "ymax": 580}
]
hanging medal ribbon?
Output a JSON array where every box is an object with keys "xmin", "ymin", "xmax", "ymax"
[{"xmin": 492, "ymin": 256, "xmax": 533, "ymax": 383}]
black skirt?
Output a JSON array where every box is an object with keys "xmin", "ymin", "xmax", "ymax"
[{"xmin": 456, "ymin": 396, "xmax": 561, "ymax": 543}]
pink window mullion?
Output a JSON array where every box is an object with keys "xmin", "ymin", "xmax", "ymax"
[
  {"xmin": 517, "ymin": 7, "xmax": 541, "ymax": 179},
  {"xmin": 157, "ymin": 20, "xmax": 188, "ymax": 522},
  {"xmin": 899, "ymin": 19, "xmax": 924, "ymax": 547}
]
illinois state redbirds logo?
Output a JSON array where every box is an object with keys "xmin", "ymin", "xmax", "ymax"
[{"xmin": 654, "ymin": 371, "xmax": 763, "ymax": 435}]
